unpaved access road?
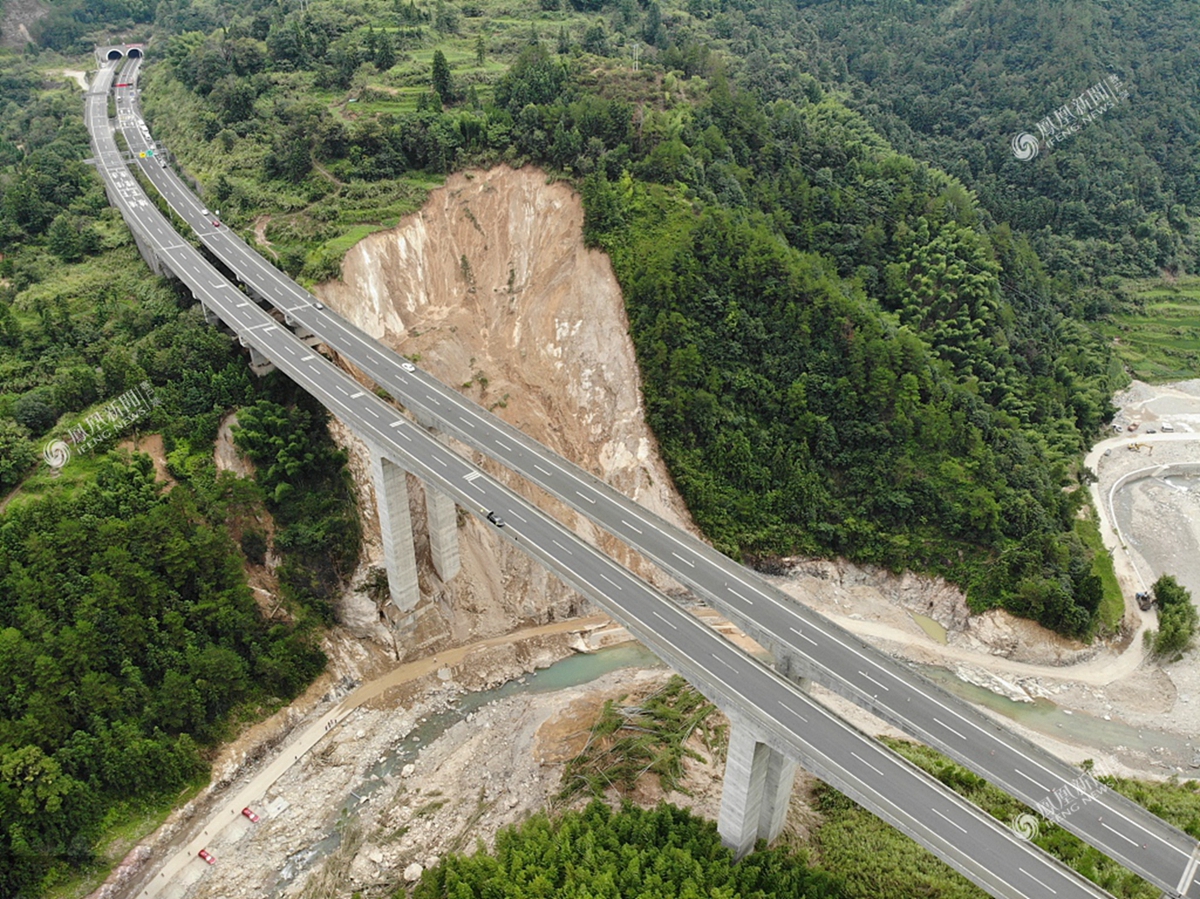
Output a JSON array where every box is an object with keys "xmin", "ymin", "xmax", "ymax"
[{"xmin": 128, "ymin": 616, "xmax": 609, "ymax": 899}]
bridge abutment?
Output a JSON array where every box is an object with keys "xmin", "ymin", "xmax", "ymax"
[{"xmin": 718, "ymin": 720, "xmax": 797, "ymax": 859}]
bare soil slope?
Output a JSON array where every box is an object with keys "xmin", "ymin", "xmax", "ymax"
[{"xmin": 316, "ymin": 166, "xmax": 696, "ymax": 646}]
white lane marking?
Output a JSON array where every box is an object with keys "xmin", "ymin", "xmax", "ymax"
[
  {"xmin": 850, "ymin": 751, "xmax": 886, "ymax": 779},
  {"xmin": 350, "ymin": 391, "xmax": 365, "ymax": 398},
  {"xmin": 464, "ymin": 472, "xmax": 483, "ymax": 482},
  {"xmin": 335, "ymin": 386, "xmax": 349, "ymax": 395},
  {"xmin": 389, "ymin": 420, "xmax": 404, "ymax": 428},
  {"xmin": 858, "ymin": 670, "xmax": 890, "ymax": 693},
  {"xmin": 237, "ymin": 302, "xmax": 249, "ymax": 308},
  {"xmin": 575, "ymin": 491, "xmax": 596, "ymax": 504},
  {"xmin": 671, "ymin": 552, "xmax": 695, "ymax": 568},
  {"xmin": 933, "ymin": 718, "xmax": 967, "ymax": 741},
  {"xmin": 621, "ymin": 520, "xmax": 643, "ymax": 535},
  {"xmin": 429, "ymin": 398, "xmax": 441, "ymax": 406},
  {"xmin": 930, "ymin": 807, "xmax": 967, "ymax": 834},
  {"xmin": 789, "ymin": 626, "xmax": 818, "ymax": 646},
  {"xmin": 776, "ymin": 700, "xmax": 808, "ymax": 724},
  {"xmin": 301, "ymin": 354, "xmax": 314, "ymax": 361},
  {"xmin": 533, "ymin": 463, "xmax": 552, "ymax": 476},
  {"xmin": 1179, "ymin": 845, "xmax": 1200, "ymax": 894},
  {"xmin": 1018, "ymin": 868, "xmax": 1057, "ymax": 895},
  {"xmin": 728, "ymin": 587, "xmax": 753, "ymax": 606},
  {"xmin": 432, "ymin": 456, "xmax": 447, "ymax": 466},
  {"xmin": 129, "ymin": 116, "xmax": 1185, "ymax": 872},
  {"xmin": 495, "ymin": 440, "xmax": 512, "ymax": 451},
  {"xmin": 365, "ymin": 408, "xmax": 379, "ymax": 419},
  {"xmin": 508, "ymin": 510, "xmax": 527, "ymax": 523},
  {"xmin": 600, "ymin": 573, "xmax": 623, "ymax": 591},
  {"xmin": 459, "ymin": 416, "xmax": 475, "ymax": 428},
  {"xmin": 652, "ymin": 611, "xmax": 677, "ymax": 630},
  {"xmin": 1101, "ymin": 821, "xmax": 1140, "ymax": 848},
  {"xmin": 711, "ymin": 653, "xmax": 739, "ymax": 675},
  {"xmin": 1015, "ymin": 768, "xmax": 1051, "ymax": 793},
  {"xmin": 552, "ymin": 539, "xmax": 573, "ymax": 555},
  {"xmin": 396, "ymin": 430, "xmax": 411, "ymax": 441}
]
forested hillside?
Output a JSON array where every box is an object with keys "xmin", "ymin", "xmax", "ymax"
[
  {"xmin": 768, "ymin": 0, "xmax": 1200, "ymax": 293},
  {"xmin": 1, "ymin": 0, "xmax": 1196, "ymax": 895},
  {"xmin": 0, "ymin": 41, "xmax": 362, "ymax": 894},
  {"xmin": 6, "ymin": 2, "xmax": 1188, "ymax": 645},
  {"xmin": 38, "ymin": 0, "xmax": 1150, "ymax": 637}
]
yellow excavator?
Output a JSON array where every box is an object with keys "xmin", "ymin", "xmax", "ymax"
[{"xmin": 1127, "ymin": 442, "xmax": 1154, "ymax": 454}]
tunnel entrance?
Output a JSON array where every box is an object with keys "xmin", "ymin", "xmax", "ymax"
[
  {"xmin": 106, "ymin": 49, "xmax": 123, "ymax": 60},
  {"xmin": 127, "ymin": 47, "xmax": 142, "ymax": 57}
]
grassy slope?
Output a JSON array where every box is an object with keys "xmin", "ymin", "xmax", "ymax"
[
  {"xmin": 814, "ymin": 738, "xmax": 1200, "ymax": 899},
  {"xmin": 1098, "ymin": 278, "xmax": 1200, "ymax": 383}
]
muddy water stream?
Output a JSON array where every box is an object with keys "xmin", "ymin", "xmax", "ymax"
[
  {"xmin": 273, "ymin": 643, "xmax": 664, "ymax": 892},
  {"xmin": 917, "ymin": 664, "xmax": 1197, "ymax": 768}
]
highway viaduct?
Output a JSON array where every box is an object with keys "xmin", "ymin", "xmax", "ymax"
[{"xmin": 86, "ymin": 47, "xmax": 1198, "ymax": 899}]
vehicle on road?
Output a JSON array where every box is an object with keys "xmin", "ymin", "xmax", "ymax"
[
  {"xmin": 486, "ymin": 511, "xmax": 505, "ymax": 527},
  {"xmin": 242, "ymin": 807, "xmax": 260, "ymax": 823},
  {"xmin": 314, "ymin": 302, "xmax": 324, "ymax": 310},
  {"xmin": 400, "ymin": 362, "xmax": 416, "ymax": 372},
  {"xmin": 212, "ymin": 220, "xmax": 221, "ymax": 227},
  {"xmin": 201, "ymin": 208, "xmax": 210, "ymax": 215},
  {"xmin": 198, "ymin": 849, "xmax": 216, "ymax": 864}
]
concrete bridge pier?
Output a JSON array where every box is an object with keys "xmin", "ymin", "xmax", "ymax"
[
  {"xmin": 718, "ymin": 719, "xmax": 797, "ymax": 859},
  {"xmin": 370, "ymin": 450, "xmax": 421, "ymax": 611},
  {"xmin": 244, "ymin": 344, "xmax": 276, "ymax": 377},
  {"xmin": 420, "ymin": 427, "xmax": 460, "ymax": 582},
  {"xmin": 125, "ymin": 223, "xmax": 166, "ymax": 277}
]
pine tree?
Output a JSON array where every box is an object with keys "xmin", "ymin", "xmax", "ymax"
[
  {"xmin": 375, "ymin": 33, "xmax": 396, "ymax": 70},
  {"xmin": 432, "ymin": 49, "xmax": 452, "ymax": 103}
]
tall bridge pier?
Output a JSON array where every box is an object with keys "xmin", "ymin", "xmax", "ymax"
[{"xmin": 718, "ymin": 719, "xmax": 798, "ymax": 858}]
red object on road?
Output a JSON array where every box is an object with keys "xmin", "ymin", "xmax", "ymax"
[
  {"xmin": 198, "ymin": 848, "xmax": 216, "ymax": 864},
  {"xmin": 242, "ymin": 807, "xmax": 260, "ymax": 823}
]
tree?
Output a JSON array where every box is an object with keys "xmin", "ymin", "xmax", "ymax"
[
  {"xmin": 47, "ymin": 213, "xmax": 81, "ymax": 262},
  {"xmin": 374, "ymin": 33, "xmax": 395, "ymax": 71},
  {"xmin": 13, "ymin": 388, "xmax": 58, "ymax": 436},
  {"xmin": 1150, "ymin": 575, "xmax": 1197, "ymax": 657},
  {"xmin": 0, "ymin": 419, "xmax": 37, "ymax": 489},
  {"xmin": 474, "ymin": 32, "xmax": 485, "ymax": 66},
  {"xmin": 583, "ymin": 19, "xmax": 609, "ymax": 55},
  {"xmin": 431, "ymin": 49, "xmax": 452, "ymax": 104}
]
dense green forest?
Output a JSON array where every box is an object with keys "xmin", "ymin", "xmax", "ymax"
[
  {"xmin": 776, "ymin": 0, "xmax": 1200, "ymax": 289},
  {"xmin": 0, "ymin": 33, "xmax": 365, "ymax": 895},
  {"xmin": 63, "ymin": 0, "xmax": 1147, "ymax": 637},
  {"xmin": 411, "ymin": 801, "xmax": 845, "ymax": 899},
  {"xmin": 1, "ymin": 0, "xmax": 1198, "ymax": 895}
]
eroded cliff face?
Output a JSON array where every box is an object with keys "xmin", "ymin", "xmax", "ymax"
[{"xmin": 315, "ymin": 166, "xmax": 696, "ymax": 648}]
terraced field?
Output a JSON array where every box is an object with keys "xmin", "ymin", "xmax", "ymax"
[{"xmin": 1098, "ymin": 278, "xmax": 1200, "ymax": 382}]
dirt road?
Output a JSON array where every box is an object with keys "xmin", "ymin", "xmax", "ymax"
[{"xmin": 128, "ymin": 616, "xmax": 609, "ymax": 899}]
